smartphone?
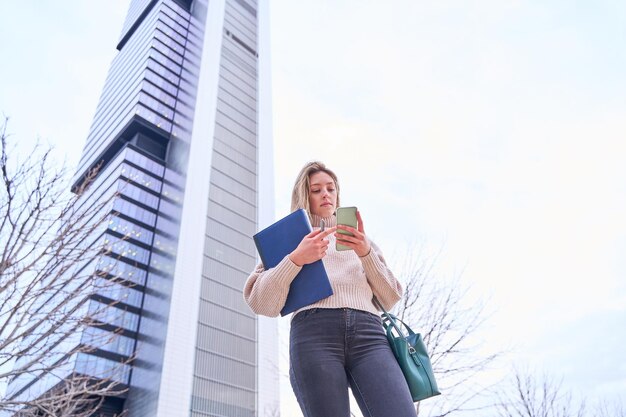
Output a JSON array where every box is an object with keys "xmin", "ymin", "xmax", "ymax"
[{"xmin": 336, "ymin": 206, "xmax": 357, "ymax": 251}]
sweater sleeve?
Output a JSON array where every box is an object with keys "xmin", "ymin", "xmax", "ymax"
[
  {"xmin": 243, "ymin": 255, "xmax": 302, "ymax": 317},
  {"xmin": 359, "ymin": 240, "xmax": 403, "ymax": 311}
]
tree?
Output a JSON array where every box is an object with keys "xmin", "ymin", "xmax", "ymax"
[
  {"xmin": 0, "ymin": 118, "xmax": 129, "ymax": 416},
  {"xmin": 391, "ymin": 247, "xmax": 503, "ymax": 416},
  {"xmin": 595, "ymin": 398, "xmax": 626, "ymax": 417},
  {"xmin": 495, "ymin": 368, "xmax": 585, "ymax": 417},
  {"xmin": 495, "ymin": 368, "xmax": 625, "ymax": 417}
]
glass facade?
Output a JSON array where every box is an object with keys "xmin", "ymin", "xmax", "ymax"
[{"xmin": 5, "ymin": 0, "xmax": 276, "ymax": 416}]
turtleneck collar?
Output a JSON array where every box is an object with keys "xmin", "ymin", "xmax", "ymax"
[{"xmin": 310, "ymin": 213, "xmax": 337, "ymax": 228}]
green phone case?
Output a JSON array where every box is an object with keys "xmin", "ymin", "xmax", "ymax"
[{"xmin": 336, "ymin": 206, "xmax": 357, "ymax": 251}]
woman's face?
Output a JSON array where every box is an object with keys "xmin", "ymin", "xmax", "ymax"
[{"xmin": 308, "ymin": 171, "xmax": 337, "ymax": 218}]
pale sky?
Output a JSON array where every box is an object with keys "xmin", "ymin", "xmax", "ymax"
[{"xmin": 1, "ymin": 1, "xmax": 624, "ymax": 415}]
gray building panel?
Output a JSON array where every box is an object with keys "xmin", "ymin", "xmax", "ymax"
[
  {"xmin": 214, "ymin": 126, "xmax": 257, "ymax": 160},
  {"xmin": 202, "ymin": 255, "xmax": 255, "ymax": 288},
  {"xmin": 200, "ymin": 278, "xmax": 255, "ymax": 315},
  {"xmin": 209, "ymin": 187, "xmax": 256, "ymax": 221}
]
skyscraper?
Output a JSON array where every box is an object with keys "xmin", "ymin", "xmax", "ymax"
[{"xmin": 5, "ymin": 0, "xmax": 277, "ymax": 415}]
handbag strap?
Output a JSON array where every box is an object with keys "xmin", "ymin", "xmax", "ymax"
[
  {"xmin": 373, "ymin": 297, "xmax": 419, "ymax": 354},
  {"xmin": 373, "ymin": 297, "xmax": 407, "ymax": 339}
]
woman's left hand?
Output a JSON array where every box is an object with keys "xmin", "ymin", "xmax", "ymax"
[{"xmin": 335, "ymin": 210, "xmax": 371, "ymax": 257}]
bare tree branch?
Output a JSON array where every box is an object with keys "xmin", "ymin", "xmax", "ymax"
[
  {"xmin": 494, "ymin": 367, "xmax": 625, "ymax": 417},
  {"xmin": 594, "ymin": 398, "xmax": 626, "ymax": 417},
  {"xmin": 494, "ymin": 368, "xmax": 586, "ymax": 417},
  {"xmin": 0, "ymin": 118, "xmax": 131, "ymax": 416},
  {"xmin": 390, "ymin": 243, "xmax": 506, "ymax": 417}
]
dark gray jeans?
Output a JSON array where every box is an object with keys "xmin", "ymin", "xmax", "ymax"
[{"xmin": 289, "ymin": 308, "xmax": 416, "ymax": 417}]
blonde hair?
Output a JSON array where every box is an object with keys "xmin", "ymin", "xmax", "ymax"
[{"xmin": 290, "ymin": 161, "xmax": 340, "ymax": 215}]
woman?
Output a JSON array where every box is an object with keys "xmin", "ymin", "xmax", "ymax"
[{"xmin": 244, "ymin": 161, "xmax": 416, "ymax": 417}]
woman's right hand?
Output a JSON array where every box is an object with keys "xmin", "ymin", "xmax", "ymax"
[{"xmin": 288, "ymin": 227, "xmax": 337, "ymax": 266}]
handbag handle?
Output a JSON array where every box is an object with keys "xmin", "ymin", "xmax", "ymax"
[
  {"xmin": 382, "ymin": 313, "xmax": 417, "ymax": 338},
  {"xmin": 373, "ymin": 297, "xmax": 415, "ymax": 339},
  {"xmin": 373, "ymin": 297, "xmax": 420, "ymax": 355}
]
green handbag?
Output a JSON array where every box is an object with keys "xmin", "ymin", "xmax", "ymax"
[{"xmin": 374, "ymin": 298, "xmax": 441, "ymax": 402}]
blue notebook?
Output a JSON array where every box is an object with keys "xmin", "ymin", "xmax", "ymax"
[{"xmin": 253, "ymin": 209, "xmax": 333, "ymax": 316}]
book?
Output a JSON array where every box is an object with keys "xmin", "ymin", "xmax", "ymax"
[{"xmin": 253, "ymin": 209, "xmax": 333, "ymax": 316}]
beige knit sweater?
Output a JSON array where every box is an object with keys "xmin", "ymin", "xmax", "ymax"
[{"xmin": 243, "ymin": 213, "xmax": 403, "ymax": 317}]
